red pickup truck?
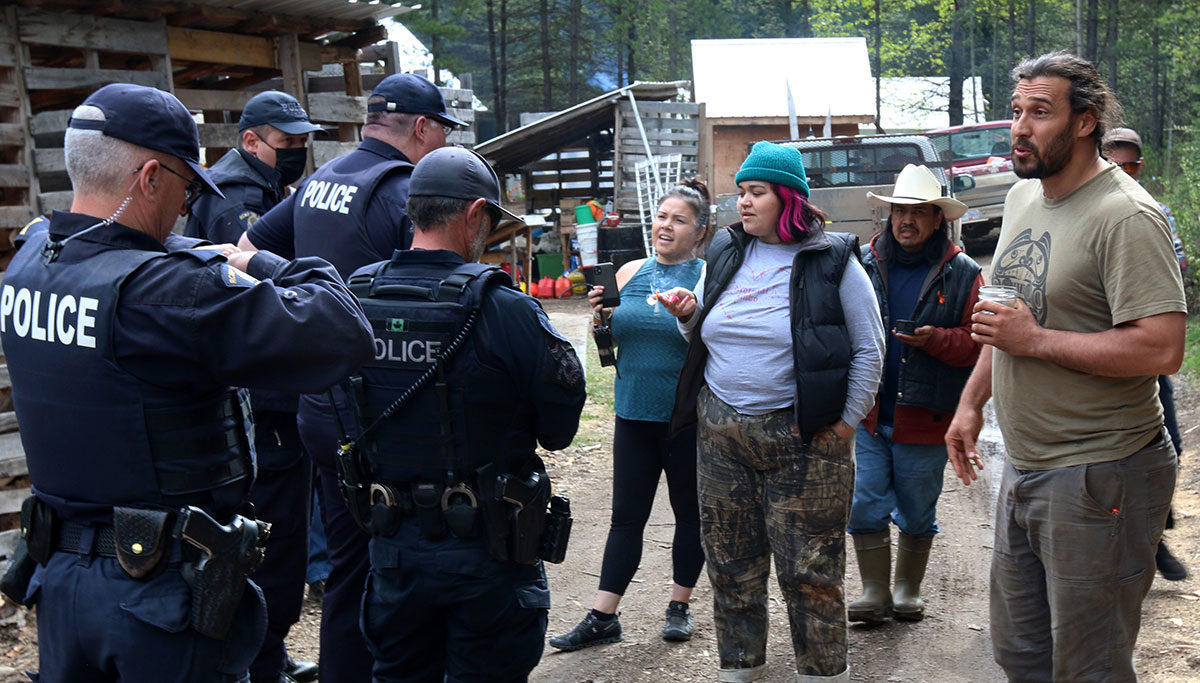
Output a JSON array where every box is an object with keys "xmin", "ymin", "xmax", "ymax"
[{"xmin": 926, "ymin": 120, "xmax": 1016, "ymax": 239}]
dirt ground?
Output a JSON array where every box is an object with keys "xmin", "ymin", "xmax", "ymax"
[{"xmin": 2, "ymin": 295, "xmax": 1199, "ymax": 682}]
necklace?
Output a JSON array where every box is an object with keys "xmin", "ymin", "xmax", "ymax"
[{"xmin": 646, "ymin": 260, "xmax": 664, "ymax": 311}]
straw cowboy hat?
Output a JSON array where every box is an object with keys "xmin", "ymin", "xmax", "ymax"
[{"xmin": 866, "ymin": 164, "xmax": 968, "ymax": 221}]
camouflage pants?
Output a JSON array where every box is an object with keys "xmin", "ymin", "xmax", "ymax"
[{"xmin": 697, "ymin": 386, "xmax": 854, "ymax": 677}]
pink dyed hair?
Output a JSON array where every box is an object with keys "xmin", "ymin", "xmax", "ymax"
[{"xmin": 773, "ymin": 184, "xmax": 827, "ymax": 243}]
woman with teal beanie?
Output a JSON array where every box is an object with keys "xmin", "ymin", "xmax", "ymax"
[
  {"xmin": 549, "ymin": 178, "xmax": 710, "ymax": 652},
  {"xmin": 660, "ymin": 142, "xmax": 885, "ymax": 682}
]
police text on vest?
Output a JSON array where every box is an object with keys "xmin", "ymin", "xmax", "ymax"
[
  {"xmin": 0, "ymin": 285, "xmax": 99, "ymax": 348},
  {"xmin": 300, "ymin": 180, "xmax": 358, "ymax": 214},
  {"xmin": 375, "ymin": 337, "xmax": 440, "ymax": 364}
]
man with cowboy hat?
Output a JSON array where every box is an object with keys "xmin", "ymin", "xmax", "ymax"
[{"xmin": 847, "ymin": 164, "xmax": 983, "ymax": 625}]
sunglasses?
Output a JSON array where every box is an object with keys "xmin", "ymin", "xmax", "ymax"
[
  {"xmin": 1120, "ymin": 160, "xmax": 1143, "ymax": 175},
  {"xmin": 135, "ymin": 161, "xmax": 205, "ymax": 205}
]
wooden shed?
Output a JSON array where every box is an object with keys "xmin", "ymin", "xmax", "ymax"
[
  {"xmin": 475, "ymin": 81, "xmax": 699, "ymax": 229},
  {"xmin": 691, "ymin": 38, "xmax": 877, "ymax": 196},
  {"xmin": 0, "ymin": 0, "xmax": 475, "ymax": 270}
]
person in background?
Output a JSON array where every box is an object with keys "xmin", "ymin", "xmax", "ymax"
[
  {"xmin": 946, "ymin": 52, "xmax": 1185, "ymax": 681},
  {"xmin": 237, "ymin": 72, "xmax": 461, "ymax": 683},
  {"xmin": 847, "ymin": 164, "xmax": 982, "ymax": 625},
  {"xmin": 1102, "ymin": 126, "xmax": 1189, "ymax": 582},
  {"xmin": 660, "ymin": 141, "xmax": 885, "ymax": 682},
  {"xmin": 549, "ymin": 179, "xmax": 710, "ymax": 651},
  {"xmin": 185, "ymin": 88, "xmax": 324, "ymax": 683}
]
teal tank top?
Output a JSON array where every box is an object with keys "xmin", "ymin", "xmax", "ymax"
[{"xmin": 610, "ymin": 257, "xmax": 704, "ymax": 422}]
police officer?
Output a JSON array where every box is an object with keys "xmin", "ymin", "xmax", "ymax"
[
  {"xmin": 0, "ymin": 83, "xmax": 374, "ymax": 683},
  {"xmin": 186, "ymin": 90, "xmax": 322, "ymax": 243},
  {"xmin": 236, "ymin": 71, "xmax": 462, "ymax": 681},
  {"xmin": 186, "ymin": 89, "xmax": 323, "ymax": 683},
  {"xmin": 343, "ymin": 146, "xmax": 585, "ymax": 676},
  {"xmin": 342, "ymin": 147, "xmax": 586, "ymax": 681}
]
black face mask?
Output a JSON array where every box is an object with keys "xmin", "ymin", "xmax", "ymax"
[{"xmin": 271, "ymin": 147, "xmax": 309, "ymax": 186}]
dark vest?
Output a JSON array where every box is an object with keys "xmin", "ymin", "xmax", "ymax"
[
  {"xmin": 2, "ymin": 230, "xmax": 253, "ymax": 524},
  {"xmin": 862, "ymin": 243, "xmax": 979, "ymax": 415},
  {"xmin": 346, "ymin": 257, "xmax": 522, "ymax": 484},
  {"xmin": 292, "ymin": 154, "xmax": 412, "ymax": 278},
  {"xmin": 184, "ymin": 149, "xmax": 279, "ymax": 242},
  {"xmin": 671, "ymin": 225, "xmax": 859, "ymax": 444}
]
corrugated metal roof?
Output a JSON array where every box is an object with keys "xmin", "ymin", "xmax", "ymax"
[
  {"xmin": 191, "ymin": 0, "xmax": 414, "ymax": 23},
  {"xmin": 475, "ymin": 81, "xmax": 686, "ymax": 173},
  {"xmin": 691, "ymin": 38, "xmax": 875, "ymax": 119}
]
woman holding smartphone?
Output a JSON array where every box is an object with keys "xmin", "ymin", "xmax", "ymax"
[{"xmin": 549, "ymin": 178, "xmax": 710, "ymax": 651}]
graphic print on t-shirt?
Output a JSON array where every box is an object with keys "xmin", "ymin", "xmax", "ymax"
[{"xmin": 991, "ymin": 228, "xmax": 1050, "ymax": 325}]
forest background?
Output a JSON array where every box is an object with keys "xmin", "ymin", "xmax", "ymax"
[{"xmin": 404, "ymin": 0, "xmax": 1200, "ymax": 308}]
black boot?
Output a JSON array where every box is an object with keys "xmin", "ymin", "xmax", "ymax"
[
  {"xmin": 1156, "ymin": 540, "xmax": 1187, "ymax": 581},
  {"xmin": 662, "ymin": 601, "xmax": 692, "ymax": 642}
]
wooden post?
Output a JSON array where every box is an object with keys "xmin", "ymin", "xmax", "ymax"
[
  {"xmin": 383, "ymin": 41, "xmax": 402, "ymax": 76},
  {"xmin": 149, "ymin": 18, "xmax": 175, "ymax": 94},
  {"xmin": 7, "ymin": 6, "xmax": 40, "ymax": 226},
  {"xmin": 339, "ymin": 60, "xmax": 362, "ymax": 143},
  {"xmin": 277, "ymin": 32, "xmax": 312, "ymax": 174},
  {"xmin": 612, "ymin": 101, "xmax": 622, "ymax": 222}
]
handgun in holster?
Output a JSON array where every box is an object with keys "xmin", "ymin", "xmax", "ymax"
[
  {"xmin": 176, "ymin": 506, "xmax": 270, "ymax": 640},
  {"xmin": 335, "ymin": 438, "xmax": 374, "ymax": 534},
  {"xmin": 0, "ymin": 496, "xmax": 48, "ymax": 606}
]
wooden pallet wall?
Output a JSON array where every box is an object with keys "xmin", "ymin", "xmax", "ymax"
[{"xmin": 612, "ymin": 100, "xmax": 702, "ymax": 224}]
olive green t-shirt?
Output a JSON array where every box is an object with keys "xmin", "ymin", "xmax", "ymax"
[{"xmin": 991, "ymin": 164, "xmax": 1186, "ymax": 470}]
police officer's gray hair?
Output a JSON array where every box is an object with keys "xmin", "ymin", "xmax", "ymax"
[
  {"xmin": 241, "ymin": 124, "xmax": 273, "ymax": 150},
  {"xmin": 364, "ymin": 98, "xmax": 416, "ymax": 137},
  {"xmin": 407, "ymin": 195, "xmax": 472, "ymax": 231},
  {"xmin": 64, "ymin": 104, "xmax": 148, "ymax": 195}
]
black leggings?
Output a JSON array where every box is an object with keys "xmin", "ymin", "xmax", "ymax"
[{"xmin": 597, "ymin": 417, "xmax": 705, "ymax": 595}]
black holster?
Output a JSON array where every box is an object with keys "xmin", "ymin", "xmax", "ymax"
[
  {"xmin": 0, "ymin": 536, "xmax": 35, "ymax": 606},
  {"xmin": 335, "ymin": 440, "xmax": 374, "ymax": 534},
  {"xmin": 177, "ymin": 506, "xmax": 270, "ymax": 640},
  {"xmin": 476, "ymin": 465, "xmax": 554, "ymax": 565}
]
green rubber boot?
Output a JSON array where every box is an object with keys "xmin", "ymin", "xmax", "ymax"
[
  {"xmin": 893, "ymin": 532, "xmax": 933, "ymax": 622},
  {"xmin": 847, "ymin": 530, "xmax": 892, "ymax": 625}
]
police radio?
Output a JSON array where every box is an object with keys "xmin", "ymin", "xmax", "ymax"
[{"xmin": 584, "ymin": 263, "xmax": 620, "ymax": 375}]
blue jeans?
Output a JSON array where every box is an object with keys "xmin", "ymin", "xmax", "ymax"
[{"xmin": 848, "ymin": 423, "xmax": 948, "ymax": 538}]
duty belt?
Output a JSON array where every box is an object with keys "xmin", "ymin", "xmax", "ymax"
[
  {"xmin": 56, "ymin": 521, "xmax": 119, "ymax": 557},
  {"xmin": 368, "ymin": 480, "xmax": 479, "ymax": 540}
]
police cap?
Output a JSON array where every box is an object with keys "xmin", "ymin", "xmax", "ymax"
[
  {"xmin": 409, "ymin": 147, "xmax": 521, "ymax": 229},
  {"xmin": 239, "ymin": 90, "xmax": 325, "ymax": 135},
  {"xmin": 367, "ymin": 73, "xmax": 467, "ymax": 128},
  {"xmin": 67, "ymin": 83, "xmax": 222, "ymax": 198}
]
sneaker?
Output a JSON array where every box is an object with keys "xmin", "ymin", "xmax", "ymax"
[
  {"xmin": 1157, "ymin": 540, "xmax": 1188, "ymax": 581},
  {"xmin": 549, "ymin": 612, "xmax": 622, "ymax": 651},
  {"xmin": 662, "ymin": 601, "xmax": 692, "ymax": 642}
]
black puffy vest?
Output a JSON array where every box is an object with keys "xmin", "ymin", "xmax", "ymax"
[
  {"xmin": 861, "ymin": 241, "xmax": 979, "ymax": 415},
  {"xmin": 346, "ymin": 257, "xmax": 521, "ymax": 483},
  {"xmin": 2, "ymin": 230, "xmax": 253, "ymax": 524},
  {"xmin": 671, "ymin": 225, "xmax": 859, "ymax": 444}
]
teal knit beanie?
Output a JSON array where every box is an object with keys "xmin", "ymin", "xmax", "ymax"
[{"xmin": 734, "ymin": 141, "xmax": 810, "ymax": 197}]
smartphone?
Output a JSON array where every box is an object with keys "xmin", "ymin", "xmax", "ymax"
[
  {"xmin": 894, "ymin": 319, "xmax": 917, "ymax": 335},
  {"xmin": 583, "ymin": 262, "xmax": 621, "ymax": 308}
]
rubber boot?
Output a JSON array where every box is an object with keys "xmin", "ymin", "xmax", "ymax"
[
  {"xmin": 847, "ymin": 530, "xmax": 892, "ymax": 625},
  {"xmin": 893, "ymin": 532, "xmax": 933, "ymax": 621}
]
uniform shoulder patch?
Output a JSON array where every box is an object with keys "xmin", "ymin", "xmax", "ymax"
[
  {"xmin": 238, "ymin": 210, "xmax": 261, "ymax": 230},
  {"xmin": 19, "ymin": 215, "xmax": 47, "ymax": 236},
  {"xmin": 218, "ymin": 263, "xmax": 260, "ymax": 288}
]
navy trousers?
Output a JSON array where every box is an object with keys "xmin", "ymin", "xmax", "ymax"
[
  {"xmin": 248, "ymin": 410, "xmax": 311, "ymax": 680},
  {"xmin": 362, "ymin": 519, "xmax": 550, "ymax": 682},
  {"xmin": 298, "ymin": 400, "xmax": 375, "ymax": 682}
]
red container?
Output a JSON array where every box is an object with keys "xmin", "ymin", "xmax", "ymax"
[
  {"xmin": 528, "ymin": 281, "xmax": 539, "ymax": 298},
  {"xmin": 537, "ymin": 276, "xmax": 555, "ymax": 299},
  {"xmin": 555, "ymin": 276, "xmax": 572, "ymax": 298}
]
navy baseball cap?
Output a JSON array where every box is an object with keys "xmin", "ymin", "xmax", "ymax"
[
  {"xmin": 68, "ymin": 83, "xmax": 222, "ymax": 198},
  {"xmin": 409, "ymin": 147, "xmax": 521, "ymax": 230},
  {"xmin": 367, "ymin": 73, "xmax": 467, "ymax": 128},
  {"xmin": 239, "ymin": 90, "xmax": 324, "ymax": 135}
]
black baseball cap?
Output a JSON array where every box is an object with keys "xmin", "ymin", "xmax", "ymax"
[
  {"xmin": 67, "ymin": 83, "xmax": 222, "ymax": 198},
  {"xmin": 366, "ymin": 73, "xmax": 467, "ymax": 128},
  {"xmin": 409, "ymin": 147, "xmax": 521, "ymax": 230},
  {"xmin": 238, "ymin": 90, "xmax": 324, "ymax": 135}
]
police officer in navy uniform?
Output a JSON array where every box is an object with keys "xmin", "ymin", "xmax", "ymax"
[
  {"xmin": 341, "ymin": 147, "xmax": 586, "ymax": 682},
  {"xmin": 186, "ymin": 90, "xmax": 321, "ymax": 244},
  {"xmin": 0, "ymin": 83, "xmax": 374, "ymax": 683},
  {"xmin": 237, "ymin": 71, "xmax": 461, "ymax": 682},
  {"xmin": 185, "ymin": 89, "xmax": 323, "ymax": 683}
]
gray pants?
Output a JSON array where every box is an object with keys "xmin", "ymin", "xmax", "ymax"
[
  {"xmin": 697, "ymin": 387, "xmax": 854, "ymax": 677},
  {"xmin": 991, "ymin": 431, "xmax": 1176, "ymax": 682}
]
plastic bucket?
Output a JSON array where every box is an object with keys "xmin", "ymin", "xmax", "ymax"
[
  {"xmin": 576, "ymin": 222, "xmax": 599, "ymax": 267},
  {"xmin": 574, "ymin": 205, "xmax": 595, "ymax": 225}
]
